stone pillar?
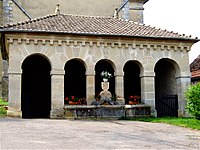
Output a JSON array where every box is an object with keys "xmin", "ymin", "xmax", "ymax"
[
  {"xmin": 176, "ymin": 76, "xmax": 191, "ymax": 117},
  {"xmin": 129, "ymin": 0, "xmax": 145, "ymax": 23},
  {"xmin": 0, "ymin": 52, "xmax": 3, "ymax": 98},
  {"xmin": 86, "ymin": 70, "xmax": 95, "ymax": 105},
  {"xmin": 7, "ymin": 71, "xmax": 22, "ymax": 117},
  {"xmin": 3, "ymin": 0, "xmax": 13, "ymax": 24},
  {"xmin": 120, "ymin": 0, "xmax": 147, "ymax": 23},
  {"xmin": 115, "ymin": 72, "xmax": 125, "ymax": 105},
  {"xmin": 141, "ymin": 72, "xmax": 156, "ymax": 116},
  {"xmin": 50, "ymin": 70, "xmax": 65, "ymax": 118},
  {"xmin": 0, "ymin": 1, "xmax": 3, "ymax": 26}
]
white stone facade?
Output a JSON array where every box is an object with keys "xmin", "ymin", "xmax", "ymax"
[{"xmin": 6, "ymin": 33, "xmax": 193, "ymax": 118}]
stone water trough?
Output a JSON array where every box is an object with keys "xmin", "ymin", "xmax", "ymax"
[{"xmin": 64, "ymin": 104, "xmax": 151, "ymax": 119}]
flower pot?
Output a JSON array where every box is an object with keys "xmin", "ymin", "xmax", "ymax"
[
  {"xmin": 69, "ymin": 101, "xmax": 80, "ymax": 105},
  {"xmin": 103, "ymin": 78, "xmax": 108, "ymax": 82},
  {"xmin": 128, "ymin": 101, "xmax": 139, "ymax": 105}
]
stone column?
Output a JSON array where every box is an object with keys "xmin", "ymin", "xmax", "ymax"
[
  {"xmin": 0, "ymin": 0, "xmax": 3, "ymax": 26},
  {"xmin": 7, "ymin": 71, "xmax": 22, "ymax": 117},
  {"xmin": 115, "ymin": 72, "xmax": 125, "ymax": 105},
  {"xmin": 0, "ymin": 52, "xmax": 3, "ymax": 98},
  {"xmin": 50, "ymin": 70, "xmax": 65, "ymax": 118},
  {"xmin": 86, "ymin": 70, "xmax": 95, "ymax": 105},
  {"xmin": 140, "ymin": 72, "xmax": 156, "ymax": 116},
  {"xmin": 176, "ymin": 76, "xmax": 191, "ymax": 117}
]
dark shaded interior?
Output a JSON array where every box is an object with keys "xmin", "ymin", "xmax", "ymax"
[
  {"xmin": 124, "ymin": 61, "xmax": 141, "ymax": 104},
  {"xmin": 95, "ymin": 60, "xmax": 115, "ymax": 96},
  {"xmin": 64, "ymin": 59, "xmax": 86, "ymax": 100},
  {"xmin": 155, "ymin": 59, "xmax": 177, "ymax": 98},
  {"xmin": 155, "ymin": 59, "xmax": 178, "ymax": 117},
  {"xmin": 21, "ymin": 55, "xmax": 51, "ymax": 118}
]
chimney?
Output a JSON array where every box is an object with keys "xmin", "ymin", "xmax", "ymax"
[
  {"xmin": 121, "ymin": 0, "xmax": 149, "ymax": 23},
  {"xmin": 55, "ymin": 3, "xmax": 60, "ymax": 15},
  {"xmin": 114, "ymin": 7, "xmax": 119, "ymax": 19}
]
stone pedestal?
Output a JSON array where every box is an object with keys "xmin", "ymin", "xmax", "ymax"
[{"xmin": 100, "ymin": 82, "xmax": 111, "ymax": 100}]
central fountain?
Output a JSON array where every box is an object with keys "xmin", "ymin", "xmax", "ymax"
[
  {"xmin": 91, "ymin": 80, "xmax": 119, "ymax": 106},
  {"xmin": 63, "ymin": 71, "xmax": 151, "ymax": 119}
]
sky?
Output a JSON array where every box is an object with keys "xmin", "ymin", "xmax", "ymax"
[{"xmin": 144, "ymin": 0, "xmax": 200, "ymax": 63}]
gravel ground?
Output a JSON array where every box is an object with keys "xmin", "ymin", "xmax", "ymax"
[{"xmin": 0, "ymin": 117, "xmax": 200, "ymax": 149}]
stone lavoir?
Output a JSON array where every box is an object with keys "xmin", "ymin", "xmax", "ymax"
[{"xmin": 0, "ymin": 6, "xmax": 198, "ymax": 118}]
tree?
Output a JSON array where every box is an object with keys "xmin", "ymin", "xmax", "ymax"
[{"xmin": 185, "ymin": 83, "xmax": 200, "ymax": 120}]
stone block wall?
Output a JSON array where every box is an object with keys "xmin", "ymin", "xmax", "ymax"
[{"xmin": 1, "ymin": 0, "xmax": 148, "ymax": 24}]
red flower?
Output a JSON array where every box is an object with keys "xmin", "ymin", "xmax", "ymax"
[
  {"xmin": 129, "ymin": 95, "xmax": 141, "ymax": 102},
  {"xmin": 65, "ymin": 97, "xmax": 68, "ymax": 101}
]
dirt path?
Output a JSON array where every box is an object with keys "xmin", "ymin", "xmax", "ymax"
[{"xmin": 0, "ymin": 118, "xmax": 200, "ymax": 149}]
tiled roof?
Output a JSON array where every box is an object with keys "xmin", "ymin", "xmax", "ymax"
[
  {"xmin": 0, "ymin": 13, "xmax": 198, "ymax": 41},
  {"xmin": 191, "ymin": 70, "xmax": 200, "ymax": 78},
  {"xmin": 190, "ymin": 55, "xmax": 200, "ymax": 79},
  {"xmin": 190, "ymin": 55, "xmax": 200, "ymax": 72}
]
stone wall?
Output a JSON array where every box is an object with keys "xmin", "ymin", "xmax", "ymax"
[
  {"xmin": 9, "ymin": 0, "xmax": 121, "ymax": 23},
  {"xmin": 1, "ymin": 0, "xmax": 148, "ymax": 25}
]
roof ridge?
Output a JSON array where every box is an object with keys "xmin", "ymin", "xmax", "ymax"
[
  {"xmin": 61, "ymin": 13, "xmax": 114, "ymax": 19},
  {"xmin": 0, "ymin": 13, "xmax": 198, "ymax": 41},
  {"xmin": 3, "ymin": 13, "xmax": 58, "ymax": 28}
]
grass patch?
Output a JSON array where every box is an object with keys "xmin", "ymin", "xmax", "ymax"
[
  {"xmin": 120, "ymin": 117, "xmax": 200, "ymax": 130},
  {"xmin": 0, "ymin": 98, "xmax": 8, "ymax": 117}
]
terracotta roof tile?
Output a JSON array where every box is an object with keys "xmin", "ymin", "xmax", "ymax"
[
  {"xmin": 0, "ymin": 14, "xmax": 198, "ymax": 41},
  {"xmin": 191, "ymin": 70, "xmax": 200, "ymax": 78},
  {"xmin": 190, "ymin": 55, "xmax": 200, "ymax": 72}
]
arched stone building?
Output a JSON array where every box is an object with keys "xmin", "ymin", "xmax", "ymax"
[{"xmin": 0, "ymin": 12, "xmax": 198, "ymax": 118}]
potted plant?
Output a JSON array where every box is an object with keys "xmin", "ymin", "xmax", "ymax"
[
  {"xmin": 128, "ymin": 95, "xmax": 141, "ymax": 105},
  {"xmin": 65, "ymin": 96, "xmax": 87, "ymax": 105},
  {"xmin": 100, "ymin": 71, "xmax": 112, "ymax": 82}
]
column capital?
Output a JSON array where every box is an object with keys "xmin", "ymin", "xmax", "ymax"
[
  {"xmin": 86, "ymin": 70, "xmax": 95, "ymax": 76},
  {"xmin": 51, "ymin": 69, "xmax": 65, "ymax": 75},
  {"xmin": 175, "ymin": 76, "xmax": 191, "ymax": 79},
  {"xmin": 140, "ymin": 72, "xmax": 155, "ymax": 77},
  {"xmin": 8, "ymin": 69, "xmax": 22, "ymax": 75},
  {"xmin": 114, "ymin": 71, "xmax": 124, "ymax": 76}
]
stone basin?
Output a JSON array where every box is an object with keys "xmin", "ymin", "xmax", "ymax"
[{"xmin": 64, "ymin": 104, "xmax": 151, "ymax": 119}]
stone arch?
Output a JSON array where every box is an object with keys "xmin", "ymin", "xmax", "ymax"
[
  {"xmin": 154, "ymin": 58, "xmax": 180, "ymax": 117},
  {"xmin": 21, "ymin": 53, "xmax": 53, "ymax": 69},
  {"xmin": 95, "ymin": 59, "xmax": 116, "ymax": 96},
  {"xmin": 21, "ymin": 54, "xmax": 51, "ymax": 118},
  {"xmin": 123, "ymin": 60, "xmax": 142, "ymax": 104},
  {"xmin": 64, "ymin": 58, "xmax": 86, "ymax": 103}
]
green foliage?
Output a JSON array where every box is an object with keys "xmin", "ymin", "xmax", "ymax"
[
  {"xmin": 185, "ymin": 83, "xmax": 200, "ymax": 120},
  {"xmin": 0, "ymin": 107, "xmax": 7, "ymax": 117},
  {"xmin": 0, "ymin": 98, "xmax": 8, "ymax": 106},
  {"xmin": 0, "ymin": 98, "xmax": 8, "ymax": 117},
  {"xmin": 120, "ymin": 117, "xmax": 200, "ymax": 130}
]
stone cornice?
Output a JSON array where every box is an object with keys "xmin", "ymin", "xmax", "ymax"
[{"xmin": 6, "ymin": 36, "xmax": 192, "ymax": 52}]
